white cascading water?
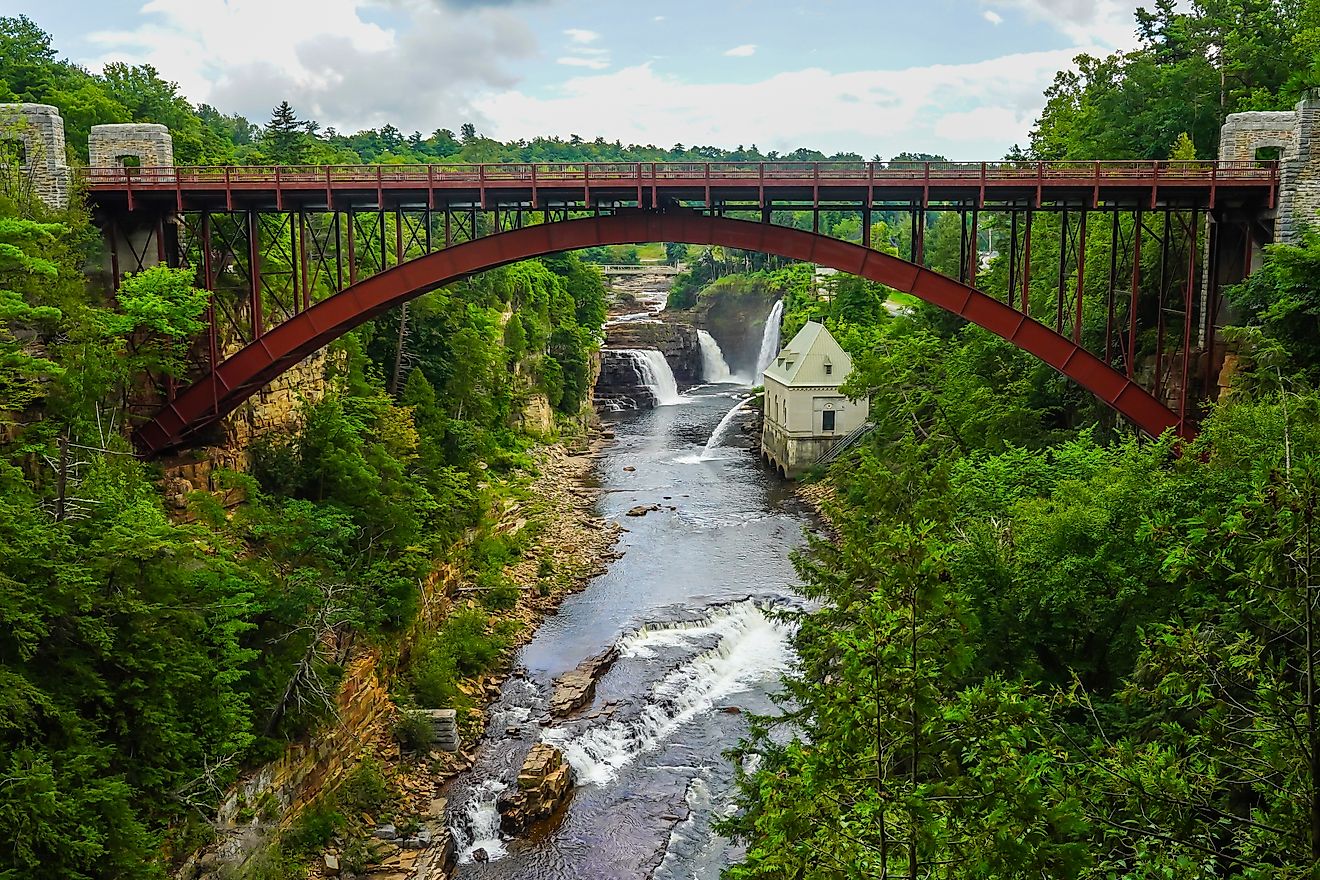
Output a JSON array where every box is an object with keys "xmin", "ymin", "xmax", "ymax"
[
  {"xmin": 541, "ymin": 600, "xmax": 794, "ymax": 787},
  {"xmin": 701, "ymin": 396, "xmax": 753, "ymax": 459},
  {"xmin": 697, "ymin": 330, "xmax": 737, "ymax": 384},
  {"xmin": 753, "ymin": 300, "xmax": 785, "ymax": 380},
  {"xmin": 452, "ymin": 777, "xmax": 510, "ymax": 863},
  {"xmin": 618, "ymin": 348, "xmax": 683, "ymax": 406}
]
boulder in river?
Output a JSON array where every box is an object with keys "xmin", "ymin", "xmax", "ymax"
[
  {"xmin": 626, "ymin": 504, "xmax": 660, "ymax": 517},
  {"xmin": 496, "ymin": 743, "xmax": 574, "ymax": 835},
  {"xmin": 549, "ymin": 646, "xmax": 619, "ymax": 717}
]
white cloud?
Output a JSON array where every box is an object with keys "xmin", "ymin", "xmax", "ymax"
[
  {"xmin": 564, "ymin": 28, "xmax": 600, "ymax": 44},
  {"xmin": 983, "ymin": 0, "xmax": 1142, "ymax": 49},
  {"xmin": 653, "ymin": 15, "xmax": 666, "ymax": 22},
  {"xmin": 557, "ymin": 56, "xmax": 610, "ymax": 70},
  {"xmin": 478, "ymin": 48, "xmax": 1092, "ymax": 159},
  {"xmin": 983, "ymin": 9, "xmax": 1004, "ymax": 25},
  {"xmin": 84, "ymin": 0, "xmax": 536, "ymax": 133},
  {"xmin": 724, "ymin": 44, "xmax": 757, "ymax": 57}
]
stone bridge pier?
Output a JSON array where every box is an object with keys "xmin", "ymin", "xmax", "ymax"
[
  {"xmin": 0, "ymin": 103, "xmax": 71, "ymax": 208},
  {"xmin": 1218, "ymin": 92, "xmax": 1320, "ymax": 274},
  {"xmin": 0, "ymin": 105, "xmax": 175, "ymax": 286}
]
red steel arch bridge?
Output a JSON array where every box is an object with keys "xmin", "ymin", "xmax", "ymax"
[{"xmin": 78, "ymin": 160, "xmax": 1279, "ymax": 456}]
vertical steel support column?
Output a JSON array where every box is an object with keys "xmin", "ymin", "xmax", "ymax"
[
  {"xmin": 334, "ymin": 213, "xmax": 344, "ymax": 292},
  {"xmin": 1021, "ymin": 209, "xmax": 1033, "ymax": 315},
  {"xmin": 1154, "ymin": 210, "xmax": 1172, "ymax": 400},
  {"xmin": 379, "ymin": 210, "xmax": 387, "ymax": 272},
  {"xmin": 968, "ymin": 208, "xmax": 979, "ymax": 285},
  {"xmin": 425, "ymin": 208, "xmax": 433, "ymax": 254},
  {"xmin": 1056, "ymin": 210, "xmax": 1069, "ymax": 333},
  {"xmin": 1128, "ymin": 209, "xmax": 1142, "ymax": 379},
  {"xmin": 1178, "ymin": 207, "xmax": 1199, "ymax": 428},
  {"xmin": 202, "ymin": 211, "xmax": 219, "ymax": 417},
  {"xmin": 1073, "ymin": 210, "xmax": 1087, "ymax": 344},
  {"xmin": 155, "ymin": 215, "xmax": 167, "ymax": 265},
  {"xmin": 915, "ymin": 208, "xmax": 925, "ymax": 265},
  {"xmin": 862, "ymin": 206, "xmax": 872, "ymax": 249},
  {"xmin": 108, "ymin": 219, "xmax": 121, "ymax": 291},
  {"xmin": 1007, "ymin": 210, "xmax": 1019, "ymax": 309},
  {"xmin": 959, "ymin": 209, "xmax": 969, "ymax": 284},
  {"xmin": 299, "ymin": 210, "xmax": 311, "ymax": 311},
  {"xmin": 288, "ymin": 212, "xmax": 300, "ymax": 314},
  {"xmin": 1105, "ymin": 210, "xmax": 1119, "ymax": 365},
  {"xmin": 395, "ymin": 210, "xmax": 404, "ymax": 265},
  {"xmin": 348, "ymin": 210, "xmax": 358, "ymax": 286},
  {"xmin": 247, "ymin": 209, "xmax": 263, "ymax": 339}
]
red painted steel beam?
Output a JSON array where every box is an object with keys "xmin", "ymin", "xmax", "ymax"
[{"xmin": 133, "ymin": 212, "xmax": 1188, "ymax": 456}]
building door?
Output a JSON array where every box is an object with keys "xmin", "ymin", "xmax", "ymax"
[{"xmin": 822, "ymin": 410, "xmax": 836, "ymax": 432}]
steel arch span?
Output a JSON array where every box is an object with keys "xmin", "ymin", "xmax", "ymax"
[{"xmin": 133, "ymin": 211, "xmax": 1186, "ymax": 456}]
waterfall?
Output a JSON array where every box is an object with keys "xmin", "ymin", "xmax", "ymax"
[
  {"xmin": 697, "ymin": 330, "xmax": 736, "ymax": 384},
  {"xmin": 701, "ymin": 396, "xmax": 753, "ymax": 459},
  {"xmin": 618, "ymin": 348, "xmax": 683, "ymax": 406},
  {"xmin": 451, "ymin": 777, "xmax": 510, "ymax": 863},
  {"xmin": 542, "ymin": 600, "xmax": 794, "ymax": 787},
  {"xmin": 753, "ymin": 300, "xmax": 784, "ymax": 380}
]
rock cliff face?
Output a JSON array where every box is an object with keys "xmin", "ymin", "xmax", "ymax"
[
  {"xmin": 690, "ymin": 278, "xmax": 780, "ymax": 378},
  {"xmin": 604, "ymin": 320, "xmax": 702, "ymax": 384},
  {"xmin": 496, "ymin": 743, "xmax": 574, "ymax": 835},
  {"xmin": 594, "ymin": 317, "xmax": 704, "ymax": 409}
]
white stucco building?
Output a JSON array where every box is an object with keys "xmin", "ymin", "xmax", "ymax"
[{"xmin": 760, "ymin": 321, "xmax": 870, "ymax": 477}]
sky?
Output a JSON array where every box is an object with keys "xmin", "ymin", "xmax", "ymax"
[{"xmin": 25, "ymin": 0, "xmax": 1151, "ymax": 160}]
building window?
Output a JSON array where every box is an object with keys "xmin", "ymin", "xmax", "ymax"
[
  {"xmin": 824, "ymin": 363, "xmax": 833, "ymax": 376},
  {"xmin": 822, "ymin": 410, "xmax": 836, "ymax": 432}
]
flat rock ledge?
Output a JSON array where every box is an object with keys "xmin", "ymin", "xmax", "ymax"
[
  {"xmin": 495, "ymin": 743, "xmax": 574, "ymax": 835},
  {"xmin": 548, "ymin": 646, "xmax": 619, "ymax": 717}
]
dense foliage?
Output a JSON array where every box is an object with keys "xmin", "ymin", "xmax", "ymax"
[
  {"xmin": 0, "ymin": 17, "xmax": 612, "ymax": 880},
  {"xmin": 719, "ymin": 2, "xmax": 1320, "ymax": 876}
]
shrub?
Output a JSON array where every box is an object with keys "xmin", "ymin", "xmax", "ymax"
[
  {"xmin": 409, "ymin": 609, "xmax": 515, "ymax": 707},
  {"xmin": 338, "ymin": 759, "xmax": 392, "ymax": 815},
  {"xmin": 479, "ymin": 574, "xmax": 520, "ymax": 611},
  {"xmin": 394, "ymin": 710, "xmax": 434, "ymax": 752}
]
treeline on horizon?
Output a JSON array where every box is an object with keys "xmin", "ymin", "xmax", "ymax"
[{"xmin": 7, "ymin": 0, "xmax": 1318, "ymax": 172}]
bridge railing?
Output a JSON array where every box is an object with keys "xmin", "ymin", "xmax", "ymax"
[{"xmin": 79, "ymin": 159, "xmax": 1280, "ymax": 190}]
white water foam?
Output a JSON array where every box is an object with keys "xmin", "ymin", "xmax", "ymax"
[
  {"xmin": 697, "ymin": 330, "xmax": 741, "ymax": 385},
  {"xmin": 616, "ymin": 348, "xmax": 684, "ymax": 406},
  {"xmin": 700, "ymin": 396, "xmax": 754, "ymax": 459},
  {"xmin": 451, "ymin": 777, "xmax": 510, "ymax": 863},
  {"xmin": 542, "ymin": 600, "xmax": 793, "ymax": 786},
  {"xmin": 754, "ymin": 300, "xmax": 784, "ymax": 380}
]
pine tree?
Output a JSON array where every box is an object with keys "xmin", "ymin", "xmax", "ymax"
[{"xmin": 262, "ymin": 100, "xmax": 307, "ymax": 165}]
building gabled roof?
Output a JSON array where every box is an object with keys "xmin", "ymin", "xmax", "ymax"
[{"xmin": 761, "ymin": 321, "xmax": 853, "ymax": 388}]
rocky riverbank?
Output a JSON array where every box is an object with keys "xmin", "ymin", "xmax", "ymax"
[{"xmin": 299, "ymin": 434, "xmax": 623, "ymax": 880}]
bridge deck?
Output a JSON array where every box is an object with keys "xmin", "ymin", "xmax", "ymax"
[{"xmin": 83, "ymin": 160, "xmax": 1276, "ymax": 213}]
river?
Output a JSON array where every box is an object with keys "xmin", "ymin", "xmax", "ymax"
[{"xmin": 443, "ymin": 385, "xmax": 810, "ymax": 880}]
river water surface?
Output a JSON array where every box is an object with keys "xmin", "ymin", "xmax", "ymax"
[{"xmin": 444, "ymin": 385, "xmax": 810, "ymax": 880}]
